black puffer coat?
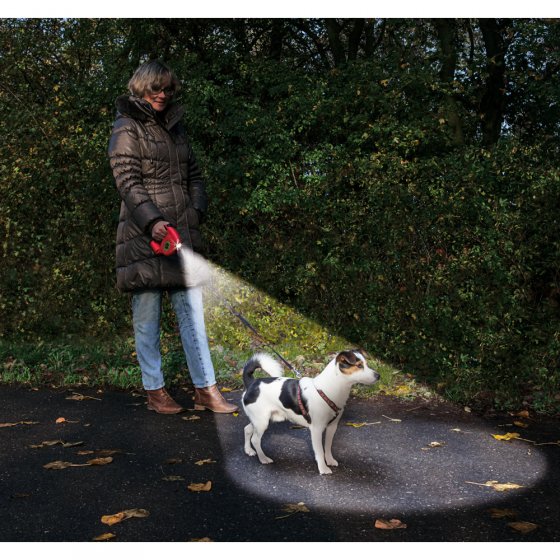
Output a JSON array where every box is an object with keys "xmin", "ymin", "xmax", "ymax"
[{"xmin": 108, "ymin": 95, "xmax": 207, "ymax": 292}]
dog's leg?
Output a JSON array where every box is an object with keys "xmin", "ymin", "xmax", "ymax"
[
  {"xmin": 324, "ymin": 415, "xmax": 342, "ymax": 467},
  {"xmin": 250, "ymin": 419, "xmax": 274, "ymax": 464},
  {"xmin": 244, "ymin": 423, "xmax": 256, "ymax": 457},
  {"xmin": 310, "ymin": 425, "xmax": 332, "ymax": 475}
]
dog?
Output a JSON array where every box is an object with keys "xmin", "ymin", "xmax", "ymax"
[{"xmin": 241, "ymin": 350, "xmax": 380, "ymax": 474}]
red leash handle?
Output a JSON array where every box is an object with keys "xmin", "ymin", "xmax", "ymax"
[{"xmin": 149, "ymin": 225, "xmax": 182, "ymax": 256}]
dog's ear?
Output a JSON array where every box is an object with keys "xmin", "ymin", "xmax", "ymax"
[
  {"xmin": 352, "ymin": 348, "xmax": 369, "ymax": 359},
  {"xmin": 336, "ymin": 351, "xmax": 359, "ymax": 369}
]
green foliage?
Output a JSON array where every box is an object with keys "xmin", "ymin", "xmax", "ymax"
[{"xmin": 0, "ymin": 19, "xmax": 559, "ymax": 412}]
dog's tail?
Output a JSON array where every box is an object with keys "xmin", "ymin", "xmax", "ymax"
[{"xmin": 242, "ymin": 352, "xmax": 283, "ymax": 388}]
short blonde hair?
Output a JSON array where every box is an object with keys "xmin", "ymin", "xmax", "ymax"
[{"xmin": 128, "ymin": 60, "xmax": 181, "ymax": 97}]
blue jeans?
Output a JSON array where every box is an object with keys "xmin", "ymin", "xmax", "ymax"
[{"xmin": 131, "ymin": 288, "xmax": 216, "ymax": 390}]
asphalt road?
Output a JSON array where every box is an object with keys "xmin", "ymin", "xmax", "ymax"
[{"xmin": 1, "ymin": 385, "xmax": 559, "ymax": 542}]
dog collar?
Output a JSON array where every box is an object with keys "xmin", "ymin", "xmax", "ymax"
[{"xmin": 317, "ymin": 389, "xmax": 341, "ymax": 419}]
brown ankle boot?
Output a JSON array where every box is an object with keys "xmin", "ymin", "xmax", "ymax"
[
  {"xmin": 146, "ymin": 388, "xmax": 184, "ymax": 414},
  {"xmin": 194, "ymin": 384, "xmax": 239, "ymax": 414}
]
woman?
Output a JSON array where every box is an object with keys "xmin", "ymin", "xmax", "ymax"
[{"xmin": 108, "ymin": 60, "xmax": 237, "ymax": 414}]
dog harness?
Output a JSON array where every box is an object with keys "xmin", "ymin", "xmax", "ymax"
[{"xmin": 297, "ymin": 382, "xmax": 341, "ymax": 424}]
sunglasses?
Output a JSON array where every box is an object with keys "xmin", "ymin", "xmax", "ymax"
[{"xmin": 150, "ymin": 86, "xmax": 175, "ymax": 96}]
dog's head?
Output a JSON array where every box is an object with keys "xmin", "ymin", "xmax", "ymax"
[{"xmin": 335, "ymin": 350, "xmax": 380, "ymax": 385}]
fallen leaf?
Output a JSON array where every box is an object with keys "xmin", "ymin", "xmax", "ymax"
[
  {"xmin": 276, "ymin": 502, "xmax": 310, "ymax": 519},
  {"xmin": 513, "ymin": 421, "xmax": 529, "ymax": 428},
  {"xmin": 92, "ymin": 533, "xmax": 116, "ymax": 541},
  {"xmin": 220, "ymin": 387, "xmax": 233, "ymax": 392},
  {"xmin": 66, "ymin": 393, "xmax": 101, "ymax": 401},
  {"xmin": 514, "ymin": 410, "xmax": 530, "ymax": 418},
  {"xmin": 43, "ymin": 460, "xmax": 89, "ymax": 470},
  {"xmin": 188, "ymin": 481, "xmax": 212, "ymax": 492},
  {"xmin": 195, "ymin": 458, "xmax": 216, "ymax": 466},
  {"xmin": 492, "ymin": 432, "xmax": 520, "ymax": 441},
  {"xmin": 346, "ymin": 422, "xmax": 367, "ymax": 428},
  {"xmin": 101, "ymin": 509, "xmax": 149, "ymax": 526},
  {"xmin": 30, "ymin": 439, "xmax": 64, "ymax": 448},
  {"xmin": 375, "ymin": 518, "xmax": 407, "ymax": 530},
  {"xmin": 30, "ymin": 440, "xmax": 83, "ymax": 449},
  {"xmin": 465, "ymin": 480, "xmax": 524, "ymax": 492},
  {"xmin": 508, "ymin": 521, "xmax": 538, "ymax": 534},
  {"xmin": 55, "ymin": 417, "xmax": 66, "ymax": 424},
  {"xmin": 382, "ymin": 415, "xmax": 402, "ymax": 422},
  {"xmin": 164, "ymin": 458, "xmax": 183, "ymax": 464},
  {"xmin": 87, "ymin": 457, "xmax": 113, "ymax": 466},
  {"xmin": 427, "ymin": 441, "xmax": 445, "ymax": 447},
  {"xmin": 488, "ymin": 508, "xmax": 518, "ymax": 519},
  {"xmin": 62, "ymin": 441, "xmax": 85, "ymax": 448},
  {"xmin": 162, "ymin": 475, "xmax": 185, "ymax": 481},
  {"xmin": 0, "ymin": 421, "xmax": 39, "ymax": 428},
  {"xmin": 94, "ymin": 449, "xmax": 122, "ymax": 457},
  {"xmin": 43, "ymin": 457, "xmax": 113, "ymax": 469},
  {"xmin": 182, "ymin": 415, "xmax": 201, "ymax": 421},
  {"xmin": 190, "ymin": 537, "xmax": 214, "ymax": 542}
]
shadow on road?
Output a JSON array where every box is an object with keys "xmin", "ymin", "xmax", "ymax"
[{"xmin": 0, "ymin": 386, "xmax": 558, "ymax": 541}]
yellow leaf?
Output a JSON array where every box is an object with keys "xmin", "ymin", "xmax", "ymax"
[
  {"xmin": 514, "ymin": 410, "xmax": 530, "ymax": 418},
  {"xmin": 92, "ymin": 533, "xmax": 116, "ymax": 541},
  {"xmin": 346, "ymin": 422, "xmax": 367, "ymax": 428},
  {"xmin": 466, "ymin": 480, "xmax": 524, "ymax": 492},
  {"xmin": 195, "ymin": 458, "xmax": 216, "ymax": 466},
  {"xmin": 188, "ymin": 481, "xmax": 212, "ymax": 492},
  {"xmin": 101, "ymin": 509, "xmax": 149, "ymax": 526},
  {"xmin": 508, "ymin": 521, "xmax": 538, "ymax": 534},
  {"xmin": 220, "ymin": 387, "xmax": 233, "ymax": 392},
  {"xmin": 375, "ymin": 518, "xmax": 407, "ymax": 530},
  {"xmin": 513, "ymin": 420, "xmax": 529, "ymax": 428},
  {"xmin": 101, "ymin": 512, "xmax": 126, "ymax": 526},
  {"xmin": 492, "ymin": 432, "xmax": 520, "ymax": 441}
]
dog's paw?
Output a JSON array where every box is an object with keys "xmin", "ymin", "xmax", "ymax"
[
  {"xmin": 259, "ymin": 456, "xmax": 274, "ymax": 465},
  {"xmin": 319, "ymin": 466, "xmax": 333, "ymax": 475},
  {"xmin": 244, "ymin": 448, "xmax": 256, "ymax": 457},
  {"xmin": 326, "ymin": 458, "xmax": 339, "ymax": 467}
]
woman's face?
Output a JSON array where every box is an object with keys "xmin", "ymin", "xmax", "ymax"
[{"xmin": 143, "ymin": 79, "xmax": 174, "ymax": 112}]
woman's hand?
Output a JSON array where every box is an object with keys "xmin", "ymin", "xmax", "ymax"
[{"xmin": 151, "ymin": 220, "xmax": 170, "ymax": 242}]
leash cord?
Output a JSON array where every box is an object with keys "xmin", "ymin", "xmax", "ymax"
[{"xmin": 207, "ymin": 286, "xmax": 302, "ymax": 378}]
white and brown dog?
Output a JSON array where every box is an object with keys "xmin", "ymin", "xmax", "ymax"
[{"xmin": 241, "ymin": 350, "xmax": 380, "ymax": 474}]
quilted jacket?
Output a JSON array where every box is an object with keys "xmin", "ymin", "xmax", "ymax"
[{"xmin": 108, "ymin": 95, "xmax": 207, "ymax": 292}]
